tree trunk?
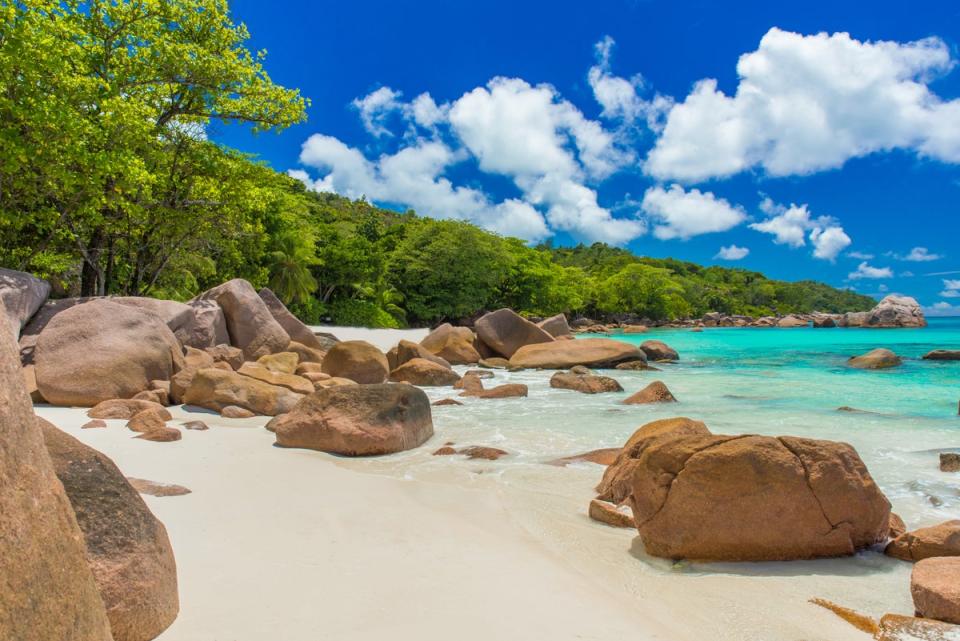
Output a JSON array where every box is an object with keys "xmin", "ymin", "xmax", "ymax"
[{"xmin": 79, "ymin": 228, "xmax": 105, "ymax": 297}]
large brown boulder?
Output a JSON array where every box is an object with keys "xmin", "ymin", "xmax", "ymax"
[
  {"xmin": 34, "ymin": 300, "xmax": 185, "ymax": 406},
  {"xmin": 193, "ymin": 279, "xmax": 289, "ymax": 359},
  {"xmin": 596, "ymin": 417, "xmax": 711, "ymax": 504},
  {"xmin": 550, "ymin": 369, "xmax": 623, "ymax": 394},
  {"xmin": 110, "ymin": 297, "xmax": 194, "ymax": 335},
  {"xmin": 474, "ymin": 308, "xmax": 554, "ymax": 358},
  {"xmin": 18, "ymin": 296, "xmax": 90, "ymax": 364},
  {"xmin": 258, "ymin": 288, "xmax": 326, "ymax": 350},
  {"xmin": 320, "ymin": 340, "xmax": 389, "ymax": 384},
  {"xmin": 0, "ymin": 323, "xmax": 113, "ymax": 640},
  {"xmin": 887, "ymin": 520, "xmax": 960, "ymax": 561},
  {"xmin": 640, "ymin": 339, "xmax": 679, "ymax": 361},
  {"xmin": 40, "ymin": 420, "xmax": 179, "ymax": 641},
  {"xmin": 237, "ymin": 362, "xmax": 314, "ymax": 395},
  {"xmin": 0, "ymin": 267, "xmax": 49, "ymax": 338},
  {"xmin": 849, "ymin": 348, "xmax": 902, "ymax": 369},
  {"xmin": 537, "ymin": 313, "xmax": 572, "ymax": 338},
  {"xmin": 389, "ymin": 358, "xmax": 461, "ymax": 386},
  {"xmin": 865, "ymin": 295, "xmax": 927, "ymax": 328},
  {"xmin": 272, "ymin": 384, "xmax": 434, "ymax": 456},
  {"xmin": 420, "ymin": 323, "xmax": 481, "ymax": 364},
  {"xmin": 175, "ymin": 300, "xmax": 229, "ymax": 349},
  {"xmin": 597, "ymin": 418, "xmax": 891, "ymax": 561},
  {"xmin": 509, "ymin": 337, "xmax": 643, "ymax": 369},
  {"xmin": 395, "ymin": 339, "xmax": 451, "ymax": 369},
  {"xmin": 182, "ymin": 367, "xmax": 304, "ymax": 416},
  {"xmin": 623, "ymin": 381, "xmax": 677, "ymax": 404},
  {"xmin": 912, "ymin": 557, "xmax": 960, "ymax": 624}
]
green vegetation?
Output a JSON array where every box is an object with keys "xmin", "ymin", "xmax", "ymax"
[{"xmin": 0, "ymin": 0, "xmax": 875, "ymax": 327}]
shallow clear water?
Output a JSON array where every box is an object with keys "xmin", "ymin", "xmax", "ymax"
[{"xmin": 365, "ymin": 318, "xmax": 960, "ymax": 524}]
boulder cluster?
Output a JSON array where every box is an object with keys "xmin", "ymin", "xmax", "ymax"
[{"xmin": 569, "ymin": 294, "xmax": 927, "ymax": 331}]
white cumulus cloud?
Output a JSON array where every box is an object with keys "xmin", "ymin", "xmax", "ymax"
[
  {"xmin": 893, "ymin": 246, "xmax": 942, "ymax": 262},
  {"xmin": 750, "ymin": 198, "xmax": 851, "ymax": 261},
  {"xmin": 715, "ymin": 245, "xmax": 750, "ymax": 260},
  {"xmin": 641, "ymin": 185, "xmax": 746, "ymax": 240},
  {"xmin": 848, "ymin": 261, "xmax": 894, "ymax": 280},
  {"xmin": 587, "ymin": 36, "xmax": 673, "ymax": 130},
  {"xmin": 294, "ymin": 135, "xmax": 550, "ymax": 242},
  {"xmin": 645, "ymin": 28, "xmax": 960, "ymax": 182}
]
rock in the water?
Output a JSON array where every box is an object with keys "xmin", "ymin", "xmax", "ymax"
[
  {"xmin": 924, "ymin": 350, "xmax": 960, "ymax": 361},
  {"xmin": 509, "ymin": 338, "xmax": 643, "ymax": 369},
  {"xmin": 623, "ymin": 381, "xmax": 677, "ymax": 404},
  {"xmin": 182, "ymin": 368, "xmax": 304, "ymax": 416},
  {"xmin": 537, "ymin": 313, "xmax": 572, "ymax": 338},
  {"xmin": 550, "ymin": 370, "xmax": 623, "ymax": 394},
  {"xmin": 912, "ymin": 557, "xmax": 960, "ymax": 624},
  {"xmin": 320, "ymin": 340, "xmax": 389, "ymax": 384},
  {"xmin": 205, "ymin": 344, "xmax": 244, "ymax": 370},
  {"xmin": 432, "ymin": 398, "xmax": 463, "ymax": 406},
  {"xmin": 615, "ymin": 358, "xmax": 651, "ymax": 370},
  {"xmin": 193, "ymin": 279, "xmax": 290, "ymax": 360},
  {"xmin": 548, "ymin": 448, "xmax": 621, "ymax": 467},
  {"xmin": 0, "ymin": 327, "xmax": 113, "ymax": 641},
  {"xmin": 849, "ymin": 348, "xmax": 902, "ymax": 369},
  {"xmin": 889, "ymin": 513, "xmax": 908, "ymax": 539},
  {"xmin": 82, "ymin": 419, "xmax": 107, "ymax": 429},
  {"xmin": 389, "ymin": 358, "xmax": 461, "ymax": 386},
  {"xmin": 135, "ymin": 426, "xmax": 182, "ymax": 442},
  {"xmin": 589, "ymin": 499, "xmax": 635, "ymax": 528},
  {"xmin": 40, "ymin": 419, "xmax": 179, "ymax": 641},
  {"xmin": 35, "ymin": 300, "xmax": 184, "ymax": 407},
  {"xmin": 175, "ymin": 300, "xmax": 229, "ymax": 349},
  {"xmin": 127, "ymin": 478, "xmax": 192, "ymax": 497},
  {"xmin": 639, "ymin": 340, "xmax": 679, "ymax": 361},
  {"xmin": 182, "ymin": 420, "xmax": 209, "ymax": 431},
  {"xmin": 0, "ymin": 267, "xmax": 50, "ymax": 338},
  {"xmin": 474, "ymin": 308, "xmax": 554, "ymax": 358},
  {"xmin": 237, "ymin": 362, "xmax": 314, "ymax": 395},
  {"xmin": 876, "ymin": 614, "xmax": 960, "ymax": 641},
  {"xmin": 258, "ymin": 287, "xmax": 326, "ymax": 350},
  {"xmin": 477, "ymin": 383, "xmax": 528, "ymax": 399},
  {"xmin": 865, "ymin": 295, "xmax": 927, "ymax": 328},
  {"xmin": 622, "ymin": 325, "xmax": 649, "ymax": 334},
  {"xmin": 433, "ymin": 446, "xmax": 457, "ymax": 456},
  {"xmin": 460, "ymin": 445, "xmax": 509, "ymax": 460},
  {"xmin": 89, "ymin": 398, "xmax": 170, "ymax": 420},
  {"xmin": 272, "ymin": 383, "xmax": 434, "ymax": 456},
  {"xmin": 220, "ymin": 405, "xmax": 256, "ymax": 419},
  {"xmin": 886, "ymin": 520, "xmax": 960, "ymax": 561},
  {"xmin": 597, "ymin": 418, "xmax": 891, "ymax": 561},
  {"xmin": 420, "ymin": 323, "xmax": 481, "ymax": 365},
  {"xmin": 941, "ymin": 453, "xmax": 960, "ymax": 473}
]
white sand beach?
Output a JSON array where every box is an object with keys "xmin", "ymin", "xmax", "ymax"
[{"xmin": 31, "ymin": 324, "xmax": 934, "ymax": 641}]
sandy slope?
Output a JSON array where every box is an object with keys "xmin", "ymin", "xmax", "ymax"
[{"xmin": 311, "ymin": 325, "xmax": 429, "ymax": 352}]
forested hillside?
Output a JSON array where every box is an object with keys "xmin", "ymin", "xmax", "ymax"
[{"xmin": 0, "ymin": 1, "xmax": 875, "ymax": 328}]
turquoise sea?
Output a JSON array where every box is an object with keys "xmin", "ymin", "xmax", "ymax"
[{"xmin": 375, "ymin": 317, "xmax": 960, "ymax": 531}]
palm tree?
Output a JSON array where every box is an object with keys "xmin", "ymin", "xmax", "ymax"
[{"xmin": 267, "ymin": 231, "xmax": 318, "ymax": 305}]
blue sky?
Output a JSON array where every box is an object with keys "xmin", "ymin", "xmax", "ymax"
[{"xmin": 213, "ymin": 0, "xmax": 960, "ymax": 313}]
